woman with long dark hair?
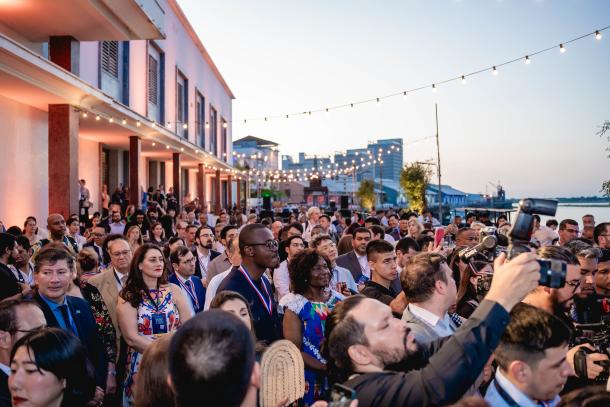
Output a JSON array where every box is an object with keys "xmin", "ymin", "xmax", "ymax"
[
  {"xmin": 9, "ymin": 328, "xmax": 95, "ymax": 407},
  {"xmin": 283, "ymin": 249, "xmax": 343, "ymax": 405},
  {"xmin": 117, "ymin": 244, "xmax": 191, "ymax": 405}
]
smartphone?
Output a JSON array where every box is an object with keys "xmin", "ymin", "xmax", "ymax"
[
  {"xmin": 434, "ymin": 227, "xmax": 445, "ymax": 248},
  {"xmin": 329, "ymin": 384, "xmax": 356, "ymax": 407}
]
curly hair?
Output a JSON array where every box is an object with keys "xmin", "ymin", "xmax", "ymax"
[
  {"xmin": 120, "ymin": 244, "xmax": 168, "ymax": 308},
  {"xmin": 288, "ymin": 248, "xmax": 332, "ymax": 295}
]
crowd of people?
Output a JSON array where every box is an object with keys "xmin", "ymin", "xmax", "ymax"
[{"xmin": 0, "ymin": 197, "xmax": 610, "ymax": 406}]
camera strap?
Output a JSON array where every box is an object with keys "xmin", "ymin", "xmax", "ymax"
[{"xmin": 493, "ymin": 380, "xmax": 521, "ymax": 407}]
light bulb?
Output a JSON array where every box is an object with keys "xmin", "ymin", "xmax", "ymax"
[
  {"xmin": 180, "ymin": 147, "xmax": 184, "ymax": 152},
  {"xmin": 108, "ymin": 117, "xmax": 114, "ymax": 123},
  {"xmin": 432, "ymin": 84, "xmax": 437, "ymax": 92},
  {"xmin": 205, "ymin": 122, "xmax": 210, "ymax": 129},
  {"xmin": 166, "ymin": 145, "xmax": 170, "ymax": 149},
  {"xmin": 223, "ymin": 122, "xmax": 228, "ymax": 128},
  {"xmin": 152, "ymin": 142, "xmax": 156, "ymax": 146},
  {"xmin": 121, "ymin": 119, "xmax": 127, "ymax": 125},
  {"xmin": 492, "ymin": 66, "xmax": 498, "ymax": 76},
  {"xmin": 403, "ymin": 91, "xmax": 407, "ymax": 100},
  {"xmin": 182, "ymin": 123, "xmax": 188, "ymax": 129},
  {"xmin": 152, "ymin": 122, "xmax": 156, "ymax": 128},
  {"xmin": 524, "ymin": 55, "xmax": 531, "ymax": 64},
  {"xmin": 461, "ymin": 75, "xmax": 467, "ymax": 84},
  {"xmin": 82, "ymin": 112, "xmax": 88, "ymax": 118},
  {"xmin": 595, "ymin": 30, "xmax": 602, "ymax": 40},
  {"xmin": 559, "ymin": 44, "xmax": 566, "ymax": 53},
  {"xmin": 95, "ymin": 115, "xmax": 101, "ymax": 121},
  {"xmin": 136, "ymin": 121, "xmax": 141, "ymax": 127}
]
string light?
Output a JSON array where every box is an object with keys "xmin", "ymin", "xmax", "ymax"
[
  {"xmin": 122, "ymin": 119, "xmax": 127, "ymax": 125},
  {"xmin": 166, "ymin": 145, "xmax": 170, "ymax": 149},
  {"xmin": 152, "ymin": 142, "xmax": 156, "ymax": 146},
  {"xmin": 403, "ymin": 91, "xmax": 407, "ymax": 99},
  {"xmin": 205, "ymin": 121, "xmax": 210, "ymax": 129},
  {"xmin": 222, "ymin": 122, "xmax": 228, "ymax": 128},
  {"xmin": 431, "ymin": 84, "xmax": 437, "ymax": 92},
  {"xmin": 82, "ymin": 112, "xmax": 87, "ymax": 118},
  {"xmin": 136, "ymin": 121, "xmax": 141, "ymax": 127},
  {"xmin": 229, "ymin": 26, "xmax": 608, "ymax": 124},
  {"xmin": 108, "ymin": 117, "xmax": 114, "ymax": 123},
  {"xmin": 559, "ymin": 43, "xmax": 566, "ymax": 53},
  {"xmin": 95, "ymin": 115, "xmax": 101, "ymax": 121},
  {"xmin": 182, "ymin": 123, "xmax": 188, "ymax": 129},
  {"xmin": 152, "ymin": 122, "xmax": 156, "ymax": 128}
]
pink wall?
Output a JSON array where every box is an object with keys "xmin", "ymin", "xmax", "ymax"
[
  {"xmin": 0, "ymin": 95, "xmax": 48, "ymax": 227},
  {"xmin": 78, "ymin": 138, "xmax": 100, "ymax": 213}
]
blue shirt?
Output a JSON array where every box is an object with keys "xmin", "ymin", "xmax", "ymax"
[
  {"xmin": 485, "ymin": 369, "xmax": 560, "ymax": 407},
  {"xmin": 38, "ymin": 293, "xmax": 76, "ymax": 333}
]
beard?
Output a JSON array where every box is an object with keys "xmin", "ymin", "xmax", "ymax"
[
  {"xmin": 550, "ymin": 290, "xmax": 572, "ymax": 314},
  {"xmin": 373, "ymin": 328, "xmax": 418, "ymax": 369}
]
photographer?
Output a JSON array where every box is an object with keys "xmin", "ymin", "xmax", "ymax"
[
  {"xmin": 564, "ymin": 240, "xmax": 604, "ymax": 323},
  {"xmin": 523, "ymin": 246, "xmax": 609, "ymax": 382},
  {"xmin": 322, "ymin": 251, "xmax": 540, "ymax": 406}
]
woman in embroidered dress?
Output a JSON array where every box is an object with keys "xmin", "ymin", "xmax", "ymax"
[
  {"xmin": 283, "ymin": 249, "xmax": 343, "ymax": 406},
  {"xmin": 117, "ymin": 244, "xmax": 191, "ymax": 405}
]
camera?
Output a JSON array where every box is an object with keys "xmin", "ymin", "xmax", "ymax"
[
  {"xmin": 573, "ymin": 322, "xmax": 610, "ymax": 381},
  {"xmin": 507, "ymin": 198, "xmax": 566, "ymax": 288},
  {"xmin": 459, "ymin": 235, "xmax": 497, "ymax": 263}
]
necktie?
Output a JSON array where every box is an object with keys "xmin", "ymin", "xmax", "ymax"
[
  {"xmin": 59, "ymin": 304, "xmax": 77, "ymax": 336},
  {"xmin": 186, "ymin": 279, "xmax": 199, "ymax": 311},
  {"xmin": 121, "ymin": 275, "xmax": 128, "ymax": 286}
]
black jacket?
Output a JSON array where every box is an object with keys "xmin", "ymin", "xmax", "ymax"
[
  {"xmin": 343, "ymin": 300, "xmax": 509, "ymax": 406},
  {"xmin": 34, "ymin": 293, "xmax": 108, "ymax": 387},
  {"xmin": 192, "ymin": 248, "xmax": 220, "ymax": 280}
]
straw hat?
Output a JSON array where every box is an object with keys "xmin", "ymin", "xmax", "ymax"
[{"xmin": 259, "ymin": 340, "xmax": 305, "ymax": 407}]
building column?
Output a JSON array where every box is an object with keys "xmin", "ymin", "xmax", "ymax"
[
  {"xmin": 214, "ymin": 169, "xmax": 221, "ymax": 214},
  {"xmin": 236, "ymin": 178, "xmax": 242, "ymax": 209},
  {"xmin": 49, "ymin": 36, "xmax": 80, "ymax": 75},
  {"xmin": 227, "ymin": 175, "xmax": 233, "ymax": 209},
  {"xmin": 173, "ymin": 153, "xmax": 181, "ymax": 210},
  {"xmin": 48, "ymin": 104, "xmax": 79, "ymax": 218},
  {"xmin": 129, "ymin": 136, "xmax": 140, "ymax": 208},
  {"xmin": 197, "ymin": 163, "xmax": 206, "ymax": 209}
]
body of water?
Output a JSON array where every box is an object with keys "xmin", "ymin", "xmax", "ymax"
[{"xmin": 521, "ymin": 203, "xmax": 610, "ymax": 227}]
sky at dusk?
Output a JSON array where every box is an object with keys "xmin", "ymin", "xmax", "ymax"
[{"xmin": 178, "ymin": 0, "xmax": 610, "ymax": 198}]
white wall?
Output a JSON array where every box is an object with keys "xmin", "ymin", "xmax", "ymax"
[
  {"xmin": 78, "ymin": 138, "xmax": 100, "ymax": 213},
  {"xmin": 0, "ymin": 95, "xmax": 48, "ymax": 227}
]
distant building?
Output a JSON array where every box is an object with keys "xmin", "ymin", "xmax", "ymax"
[
  {"xmin": 233, "ymin": 135, "xmax": 279, "ymax": 171},
  {"xmin": 425, "ymin": 185, "xmax": 468, "ymax": 208},
  {"xmin": 334, "ymin": 138, "xmax": 403, "ymax": 182},
  {"xmin": 282, "ymin": 153, "xmax": 332, "ymax": 172}
]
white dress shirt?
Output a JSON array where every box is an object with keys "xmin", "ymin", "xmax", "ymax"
[
  {"xmin": 274, "ymin": 260, "xmax": 291, "ymax": 301},
  {"xmin": 113, "ymin": 268, "xmax": 127, "ymax": 292},
  {"xmin": 197, "ymin": 249, "xmax": 211, "ymax": 281},
  {"xmin": 405, "ymin": 303, "xmax": 456, "ymax": 338},
  {"xmin": 204, "ymin": 267, "xmax": 232, "ymax": 310},
  {"xmin": 356, "ymin": 253, "xmax": 371, "ymax": 278},
  {"xmin": 174, "ymin": 273, "xmax": 196, "ymax": 317}
]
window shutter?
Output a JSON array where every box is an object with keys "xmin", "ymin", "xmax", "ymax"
[
  {"xmin": 101, "ymin": 41, "xmax": 119, "ymax": 78},
  {"xmin": 148, "ymin": 55, "xmax": 158, "ymax": 104}
]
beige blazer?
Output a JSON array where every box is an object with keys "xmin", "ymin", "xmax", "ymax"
[{"xmin": 88, "ymin": 268, "xmax": 122, "ymax": 347}]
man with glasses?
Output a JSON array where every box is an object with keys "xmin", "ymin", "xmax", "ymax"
[
  {"xmin": 84, "ymin": 225, "xmax": 107, "ymax": 266},
  {"xmin": 218, "ymin": 224, "xmax": 281, "ymax": 344},
  {"xmin": 170, "ymin": 246, "xmax": 205, "ymax": 315},
  {"xmin": 558, "ymin": 219, "xmax": 580, "ymax": 246},
  {"xmin": 273, "ymin": 235, "xmax": 305, "ymax": 301},
  {"xmin": 523, "ymin": 246, "xmax": 609, "ymax": 382},
  {"xmin": 0, "ymin": 299, "xmax": 46, "ymax": 405}
]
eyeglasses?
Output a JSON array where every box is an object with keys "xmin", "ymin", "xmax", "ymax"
[
  {"xmin": 110, "ymin": 250, "xmax": 131, "ymax": 258},
  {"xmin": 566, "ymin": 279, "xmax": 581, "ymax": 293},
  {"xmin": 243, "ymin": 240, "xmax": 279, "ymax": 250},
  {"xmin": 181, "ymin": 258, "xmax": 196, "ymax": 265},
  {"xmin": 12, "ymin": 325, "xmax": 47, "ymax": 334}
]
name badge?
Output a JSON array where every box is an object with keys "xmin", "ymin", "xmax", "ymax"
[{"xmin": 151, "ymin": 312, "xmax": 168, "ymax": 334}]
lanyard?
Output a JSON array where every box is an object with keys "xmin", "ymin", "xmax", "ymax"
[
  {"xmin": 177, "ymin": 277, "xmax": 199, "ymax": 310},
  {"xmin": 113, "ymin": 270, "xmax": 122, "ymax": 286},
  {"xmin": 144, "ymin": 282, "xmax": 161, "ymax": 312},
  {"xmin": 238, "ymin": 265, "xmax": 272, "ymax": 315}
]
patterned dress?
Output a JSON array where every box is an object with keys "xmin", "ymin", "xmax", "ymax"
[
  {"xmin": 123, "ymin": 286, "xmax": 180, "ymax": 405},
  {"xmin": 284, "ymin": 291, "xmax": 343, "ymax": 406}
]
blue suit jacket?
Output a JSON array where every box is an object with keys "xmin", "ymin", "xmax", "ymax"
[
  {"xmin": 169, "ymin": 273, "xmax": 206, "ymax": 314},
  {"xmin": 34, "ymin": 292, "xmax": 108, "ymax": 387}
]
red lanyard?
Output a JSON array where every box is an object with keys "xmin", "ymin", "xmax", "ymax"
[
  {"xmin": 177, "ymin": 277, "xmax": 199, "ymax": 310},
  {"xmin": 238, "ymin": 265, "xmax": 272, "ymax": 315}
]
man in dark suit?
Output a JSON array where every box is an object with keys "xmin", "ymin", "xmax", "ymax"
[
  {"xmin": 83, "ymin": 224, "xmax": 108, "ymax": 266},
  {"xmin": 0, "ymin": 300, "xmax": 47, "ymax": 407},
  {"xmin": 192, "ymin": 225, "xmax": 220, "ymax": 282},
  {"xmin": 170, "ymin": 246, "xmax": 205, "ymax": 315},
  {"xmin": 32, "ymin": 246, "xmax": 107, "ymax": 404},
  {"xmin": 217, "ymin": 224, "xmax": 281, "ymax": 345}
]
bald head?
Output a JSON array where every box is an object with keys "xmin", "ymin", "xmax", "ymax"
[{"xmin": 47, "ymin": 213, "xmax": 67, "ymax": 239}]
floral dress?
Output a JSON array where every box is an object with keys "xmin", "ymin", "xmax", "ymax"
[
  {"xmin": 79, "ymin": 280, "xmax": 117, "ymax": 364},
  {"xmin": 123, "ymin": 286, "xmax": 180, "ymax": 405},
  {"xmin": 284, "ymin": 291, "xmax": 343, "ymax": 406}
]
